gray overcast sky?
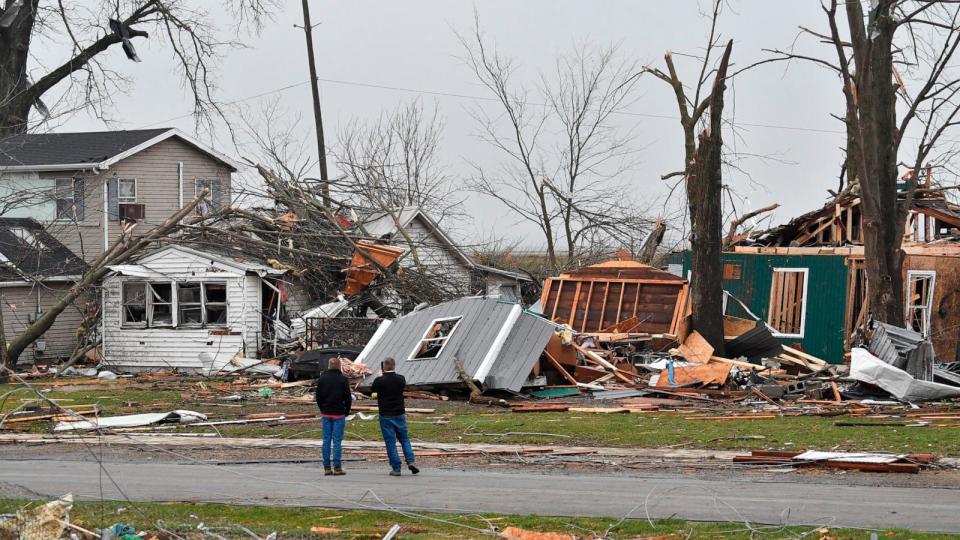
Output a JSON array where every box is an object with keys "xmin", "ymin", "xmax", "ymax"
[{"xmin": 40, "ymin": 1, "xmax": 852, "ymax": 248}]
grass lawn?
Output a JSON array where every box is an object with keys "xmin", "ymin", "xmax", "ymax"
[
  {"xmin": 3, "ymin": 382, "xmax": 960, "ymax": 455},
  {"xmin": 0, "ymin": 498, "xmax": 954, "ymax": 539}
]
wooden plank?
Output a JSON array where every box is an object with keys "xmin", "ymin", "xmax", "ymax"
[
  {"xmin": 542, "ymin": 350, "xmax": 579, "ymax": 386},
  {"xmin": 615, "ymin": 282, "xmax": 626, "ymax": 325},
  {"xmin": 580, "ymin": 282, "xmax": 594, "ymax": 333},
  {"xmin": 632, "ymin": 282, "xmax": 642, "ymax": 319},
  {"xmin": 568, "ymin": 282, "xmax": 582, "ymax": 327},
  {"xmin": 769, "ymin": 271, "xmax": 783, "ymax": 332},
  {"xmin": 677, "ymin": 331, "xmax": 714, "ymax": 363},
  {"xmin": 549, "ymin": 279, "xmax": 564, "ymax": 322},
  {"xmin": 781, "ymin": 345, "xmax": 828, "ymax": 366},
  {"xmin": 598, "ymin": 282, "xmax": 612, "ymax": 331},
  {"xmin": 656, "ymin": 361, "xmax": 730, "ymax": 387}
]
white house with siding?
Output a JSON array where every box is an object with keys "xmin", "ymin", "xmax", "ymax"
[{"xmin": 101, "ymin": 244, "xmax": 287, "ymax": 373}]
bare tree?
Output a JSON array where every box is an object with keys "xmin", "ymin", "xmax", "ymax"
[
  {"xmin": 642, "ymin": 0, "xmax": 733, "ymax": 353},
  {"xmin": 766, "ymin": 1, "xmax": 960, "ymax": 324},
  {"xmin": 0, "ymin": 0, "xmax": 277, "ymax": 135},
  {"xmin": 458, "ymin": 20, "xmax": 653, "ymax": 271},
  {"xmin": 334, "ymin": 100, "xmax": 463, "ymax": 272}
]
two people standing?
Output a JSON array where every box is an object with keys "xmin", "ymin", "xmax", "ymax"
[{"xmin": 314, "ymin": 356, "xmax": 418, "ymax": 476}]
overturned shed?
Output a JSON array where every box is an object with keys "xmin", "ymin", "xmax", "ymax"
[
  {"xmin": 357, "ymin": 297, "xmax": 554, "ymax": 392},
  {"xmin": 540, "ymin": 258, "xmax": 688, "ymax": 335}
]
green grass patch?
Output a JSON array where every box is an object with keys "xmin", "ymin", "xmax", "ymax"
[{"xmin": 0, "ymin": 498, "xmax": 954, "ymax": 539}]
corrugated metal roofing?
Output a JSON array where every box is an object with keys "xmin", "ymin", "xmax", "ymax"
[{"xmin": 359, "ymin": 297, "xmax": 554, "ymax": 392}]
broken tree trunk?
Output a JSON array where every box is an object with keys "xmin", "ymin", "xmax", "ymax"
[
  {"xmin": 2, "ymin": 191, "xmax": 209, "ymax": 368},
  {"xmin": 723, "ymin": 203, "xmax": 780, "ymax": 247},
  {"xmin": 453, "ymin": 357, "xmax": 508, "ymax": 407},
  {"xmin": 686, "ymin": 40, "xmax": 733, "ymax": 357},
  {"xmin": 638, "ymin": 218, "xmax": 666, "ymax": 263}
]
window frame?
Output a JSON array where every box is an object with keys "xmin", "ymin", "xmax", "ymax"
[
  {"xmin": 767, "ymin": 267, "xmax": 810, "ymax": 339},
  {"xmin": 120, "ymin": 279, "xmax": 228, "ymax": 329},
  {"xmin": 408, "ymin": 316, "xmax": 462, "ymax": 361},
  {"xmin": 195, "ymin": 179, "xmax": 220, "ymax": 216},
  {"xmin": 54, "ymin": 178, "xmax": 77, "ymax": 220},
  {"xmin": 905, "ymin": 270, "xmax": 937, "ymax": 337},
  {"xmin": 117, "ymin": 178, "xmax": 137, "ymax": 204},
  {"xmin": 121, "ymin": 281, "xmax": 149, "ymax": 328}
]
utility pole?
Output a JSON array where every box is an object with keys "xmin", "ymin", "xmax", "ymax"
[{"xmin": 300, "ymin": 0, "xmax": 330, "ymax": 207}]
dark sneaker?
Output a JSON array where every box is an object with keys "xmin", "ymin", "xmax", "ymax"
[
  {"xmin": 408, "ymin": 463, "xmax": 420, "ymax": 475},
  {"xmin": 333, "ymin": 467, "xmax": 346, "ymax": 476},
  {"xmin": 323, "ymin": 467, "xmax": 333, "ymax": 476},
  {"xmin": 389, "ymin": 469, "xmax": 402, "ymax": 476}
]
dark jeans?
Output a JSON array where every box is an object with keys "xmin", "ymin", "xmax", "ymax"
[
  {"xmin": 321, "ymin": 416, "xmax": 345, "ymax": 468},
  {"xmin": 379, "ymin": 414, "xmax": 415, "ymax": 471}
]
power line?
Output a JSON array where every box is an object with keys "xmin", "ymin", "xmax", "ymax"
[{"xmin": 137, "ymin": 75, "xmax": 849, "ymax": 136}]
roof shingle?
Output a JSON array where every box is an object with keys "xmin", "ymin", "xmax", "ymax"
[{"xmin": 0, "ymin": 129, "xmax": 171, "ymax": 168}]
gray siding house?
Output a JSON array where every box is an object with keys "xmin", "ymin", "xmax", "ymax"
[
  {"xmin": 0, "ymin": 218, "xmax": 90, "ymax": 364},
  {"xmin": 0, "ymin": 128, "xmax": 237, "ymax": 262},
  {"xmin": 359, "ymin": 206, "xmax": 529, "ymax": 300}
]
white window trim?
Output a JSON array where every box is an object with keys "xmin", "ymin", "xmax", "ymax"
[
  {"xmin": 120, "ymin": 279, "xmax": 227, "ymax": 329},
  {"xmin": 195, "ymin": 179, "xmax": 219, "ymax": 215},
  {"xmin": 905, "ymin": 270, "xmax": 937, "ymax": 337},
  {"xmin": 768, "ymin": 267, "xmax": 810, "ymax": 339},
  {"xmin": 118, "ymin": 178, "xmax": 137, "ymax": 204},
  {"xmin": 407, "ymin": 316, "xmax": 462, "ymax": 361}
]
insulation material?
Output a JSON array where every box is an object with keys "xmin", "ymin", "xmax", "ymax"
[
  {"xmin": 850, "ymin": 348, "xmax": 960, "ymax": 402},
  {"xmin": 0, "ymin": 494, "xmax": 73, "ymax": 540},
  {"xmin": 54, "ymin": 410, "xmax": 207, "ymax": 432}
]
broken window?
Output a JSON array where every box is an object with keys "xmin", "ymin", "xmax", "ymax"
[
  {"xmin": 411, "ymin": 317, "xmax": 461, "ymax": 360},
  {"xmin": 149, "ymin": 283, "xmax": 173, "ymax": 326},
  {"xmin": 55, "ymin": 178, "xmax": 81, "ymax": 220},
  {"xmin": 177, "ymin": 282, "xmax": 228, "ymax": 326},
  {"xmin": 767, "ymin": 268, "xmax": 809, "ymax": 338},
  {"xmin": 122, "ymin": 282, "xmax": 148, "ymax": 326},
  {"xmin": 905, "ymin": 271, "xmax": 936, "ymax": 337},
  {"xmin": 177, "ymin": 283, "xmax": 203, "ymax": 325},
  {"xmin": 204, "ymin": 282, "xmax": 228, "ymax": 326}
]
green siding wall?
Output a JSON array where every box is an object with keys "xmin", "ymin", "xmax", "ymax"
[{"xmin": 677, "ymin": 251, "xmax": 849, "ymax": 363}]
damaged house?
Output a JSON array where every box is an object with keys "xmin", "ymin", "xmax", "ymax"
[
  {"xmin": 672, "ymin": 185, "xmax": 960, "ymax": 362},
  {"xmin": 356, "ymin": 297, "xmax": 555, "ymax": 392},
  {"xmin": 101, "ymin": 244, "xmax": 290, "ymax": 373},
  {"xmin": 0, "ymin": 218, "xmax": 89, "ymax": 364},
  {"xmin": 0, "ymin": 128, "xmax": 237, "ymax": 262},
  {"xmin": 357, "ymin": 206, "xmax": 530, "ymax": 302}
]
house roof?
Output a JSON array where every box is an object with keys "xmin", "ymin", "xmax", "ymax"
[
  {"xmin": 0, "ymin": 218, "xmax": 88, "ymax": 282},
  {"xmin": 108, "ymin": 244, "xmax": 287, "ymax": 279},
  {"xmin": 0, "ymin": 128, "xmax": 239, "ymax": 172},
  {"xmin": 358, "ymin": 206, "xmax": 530, "ymax": 282}
]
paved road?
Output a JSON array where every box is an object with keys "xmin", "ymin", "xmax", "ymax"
[{"xmin": 1, "ymin": 458, "xmax": 958, "ymax": 532}]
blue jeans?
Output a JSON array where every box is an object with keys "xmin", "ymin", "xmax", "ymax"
[
  {"xmin": 379, "ymin": 414, "xmax": 415, "ymax": 471},
  {"xmin": 321, "ymin": 416, "xmax": 346, "ymax": 468}
]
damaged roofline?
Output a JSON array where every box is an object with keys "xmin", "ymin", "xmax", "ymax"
[{"xmin": 0, "ymin": 276, "xmax": 82, "ymax": 287}]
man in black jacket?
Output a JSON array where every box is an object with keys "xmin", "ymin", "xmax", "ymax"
[
  {"xmin": 371, "ymin": 357, "xmax": 418, "ymax": 476},
  {"xmin": 315, "ymin": 357, "xmax": 352, "ymax": 476}
]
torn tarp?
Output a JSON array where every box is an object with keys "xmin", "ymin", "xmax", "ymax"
[{"xmin": 850, "ymin": 348, "xmax": 960, "ymax": 402}]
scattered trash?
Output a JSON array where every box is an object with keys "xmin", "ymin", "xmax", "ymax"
[
  {"xmin": 54, "ymin": 410, "xmax": 207, "ymax": 432},
  {"xmin": 0, "ymin": 493, "xmax": 73, "ymax": 540}
]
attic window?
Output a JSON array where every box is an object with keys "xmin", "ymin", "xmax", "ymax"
[
  {"xmin": 410, "ymin": 316, "xmax": 461, "ymax": 360},
  {"xmin": 10, "ymin": 227, "xmax": 44, "ymax": 251}
]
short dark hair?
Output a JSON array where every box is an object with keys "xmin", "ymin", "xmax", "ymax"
[{"xmin": 382, "ymin": 357, "xmax": 396, "ymax": 370}]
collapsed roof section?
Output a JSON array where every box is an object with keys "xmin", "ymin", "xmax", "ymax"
[
  {"xmin": 357, "ymin": 297, "xmax": 555, "ymax": 392},
  {"xmin": 737, "ymin": 188, "xmax": 960, "ymax": 248},
  {"xmin": 540, "ymin": 258, "xmax": 689, "ymax": 336}
]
